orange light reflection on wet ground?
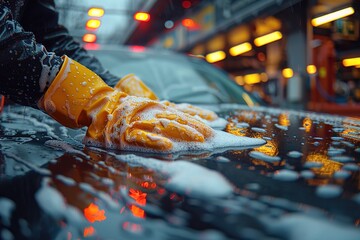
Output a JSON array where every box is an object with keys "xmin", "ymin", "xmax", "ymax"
[
  {"xmin": 84, "ymin": 203, "xmax": 106, "ymax": 223},
  {"xmin": 83, "ymin": 226, "xmax": 95, "ymax": 238},
  {"xmin": 129, "ymin": 188, "xmax": 147, "ymax": 218}
]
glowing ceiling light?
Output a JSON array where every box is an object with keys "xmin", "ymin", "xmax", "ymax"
[
  {"xmin": 205, "ymin": 51, "xmax": 226, "ymax": 63},
  {"xmin": 88, "ymin": 7, "xmax": 104, "ymax": 17},
  {"xmin": 244, "ymin": 73, "xmax": 261, "ymax": 85},
  {"xmin": 182, "ymin": 18, "xmax": 199, "ymax": 30},
  {"xmin": 86, "ymin": 19, "xmax": 101, "ymax": 30},
  {"xmin": 134, "ymin": 12, "xmax": 150, "ymax": 22},
  {"xmin": 82, "ymin": 33, "xmax": 97, "ymax": 43},
  {"xmin": 229, "ymin": 42, "xmax": 252, "ymax": 56},
  {"xmin": 182, "ymin": 0, "xmax": 192, "ymax": 9},
  {"xmin": 307, "ymin": 65, "xmax": 317, "ymax": 74},
  {"xmin": 343, "ymin": 57, "xmax": 360, "ymax": 67},
  {"xmin": 311, "ymin": 7, "xmax": 354, "ymax": 27},
  {"xmin": 282, "ymin": 68, "xmax": 294, "ymax": 78},
  {"xmin": 254, "ymin": 31, "xmax": 282, "ymax": 47}
]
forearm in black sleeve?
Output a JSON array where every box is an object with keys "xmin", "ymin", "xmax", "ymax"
[
  {"xmin": 0, "ymin": 5, "xmax": 62, "ymax": 108},
  {"xmin": 21, "ymin": 0, "xmax": 119, "ymax": 85}
]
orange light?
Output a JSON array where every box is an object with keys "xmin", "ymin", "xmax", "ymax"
[
  {"xmin": 235, "ymin": 76, "xmax": 244, "ymax": 85},
  {"xmin": 82, "ymin": 33, "xmax": 97, "ymax": 43},
  {"xmin": 307, "ymin": 65, "xmax": 317, "ymax": 74},
  {"xmin": 88, "ymin": 7, "xmax": 104, "ymax": 17},
  {"xmin": 205, "ymin": 51, "xmax": 226, "ymax": 63},
  {"xmin": 134, "ymin": 12, "xmax": 150, "ymax": 22},
  {"xmin": 244, "ymin": 73, "xmax": 261, "ymax": 84},
  {"xmin": 129, "ymin": 189, "xmax": 147, "ymax": 205},
  {"xmin": 182, "ymin": 18, "xmax": 199, "ymax": 30},
  {"xmin": 140, "ymin": 181, "xmax": 157, "ymax": 189},
  {"xmin": 282, "ymin": 68, "xmax": 294, "ymax": 78},
  {"xmin": 83, "ymin": 226, "xmax": 95, "ymax": 237},
  {"xmin": 86, "ymin": 19, "xmax": 101, "ymax": 30},
  {"xmin": 129, "ymin": 189, "xmax": 147, "ymax": 218},
  {"xmin": 343, "ymin": 57, "xmax": 360, "ymax": 67},
  {"xmin": 311, "ymin": 7, "xmax": 354, "ymax": 27},
  {"xmin": 229, "ymin": 42, "xmax": 252, "ymax": 56},
  {"xmin": 254, "ymin": 31, "xmax": 282, "ymax": 47},
  {"xmin": 84, "ymin": 203, "xmax": 106, "ymax": 223}
]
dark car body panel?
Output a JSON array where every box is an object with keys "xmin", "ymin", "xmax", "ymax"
[{"xmin": 1, "ymin": 104, "xmax": 360, "ymax": 239}]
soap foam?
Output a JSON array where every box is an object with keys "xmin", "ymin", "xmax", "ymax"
[
  {"xmin": 205, "ymin": 117, "xmax": 228, "ymax": 130},
  {"xmin": 116, "ymin": 154, "xmax": 233, "ymax": 198},
  {"xmin": 249, "ymin": 151, "xmax": 281, "ymax": 162}
]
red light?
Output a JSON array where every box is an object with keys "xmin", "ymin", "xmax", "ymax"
[
  {"xmin": 129, "ymin": 189, "xmax": 147, "ymax": 218},
  {"xmin": 0, "ymin": 95, "xmax": 4, "ymax": 113},
  {"xmin": 257, "ymin": 52, "xmax": 266, "ymax": 62},
  {"xmin": 130, "ymin": 45, "xmax": 146, "ymax": 52},
  {"xmin": 182, "ymin": 18, "xmax": 199, "ymax": 30},
  {"xmin": 83, "ymin": 226, "xmax": 95, "ymax": 237},
  {"xmin": 84, "ymin": 43, "xmax": 100, "ymax": 50},
  {"xmin": 134, "ymin": 12, "xmax": 150, "ymax": 22},
  {"xmin": 182, "ymin": 1, "xmax": 192, "ymax": 9},
  {"xmin": 82, "ymin": 33, "xmax": 97, "ymax": 43},
  {"xmin": 84, "ymin": 203, "xmax": 106, "ymax": 223}
]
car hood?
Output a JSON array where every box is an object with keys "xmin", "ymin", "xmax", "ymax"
[{"xmin": 1, "ymin": 104, "xmax": 360, "ymax": 239}]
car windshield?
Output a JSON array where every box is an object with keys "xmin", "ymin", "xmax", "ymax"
[{"xmin": 91, "ymin": 49, "xmax": 260, "ymax": 105}]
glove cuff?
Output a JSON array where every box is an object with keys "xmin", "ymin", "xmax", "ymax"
[{"xmin": 41, "ymin": 55, "xmax": 115, "ymax": 128}]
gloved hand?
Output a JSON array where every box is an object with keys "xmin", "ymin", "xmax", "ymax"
[
  {"xmin": 39, "ymin": 56, "xmax": 213, "ymax": 151},
  {"xmin": 115, "ymin": 74, "xmax": 219, "ymax": 122}
]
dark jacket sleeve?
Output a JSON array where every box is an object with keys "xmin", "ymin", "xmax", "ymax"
[
  {"xmin": 0, "ymin": 4, "xmax": 62, "ymax": 108},
  {"xmin": 21, "ymin": 0, "xmax": 119, "ymax": 85}
]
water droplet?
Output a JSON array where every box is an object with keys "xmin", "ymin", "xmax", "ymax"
[
  {"xmin": 273, "ymin": 170, "xmax": 298, "ymax": 181},
  {"xmin": 316, "ymin": 185, "xmax": 342, "ymax": 198}
]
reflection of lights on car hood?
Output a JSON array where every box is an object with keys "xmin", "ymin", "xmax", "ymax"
[
  {"xmin": 255, "ymin": 139, "xmax": 279, "ymax": 157},
  {"xmin": 303, "ymin": 118, "xmax": 312, "ymax": 132},
  {"xmin": 305, "ymin": 153, "xmax": 342, "ymax": 178},
  {"xmin": 279, "ymin": 113, "xmax": 290, "ymax": 126},
  {"xmin": 84, "ymin": 203, "xmax": 107, "ymax": 223}
]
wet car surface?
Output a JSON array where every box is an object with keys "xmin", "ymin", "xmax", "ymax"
[{"xmin": 1, "ymin": 104, "xmax": 360, "ymax": 239}]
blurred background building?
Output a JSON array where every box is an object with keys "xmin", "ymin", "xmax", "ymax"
[{"xmin": 55, "ymin": 0, "xmax": 360, "ymax": 116}]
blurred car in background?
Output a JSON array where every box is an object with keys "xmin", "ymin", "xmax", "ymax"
[{"xmin": 86, "ymin": 44, "xmax": 263, "ymax": 106}]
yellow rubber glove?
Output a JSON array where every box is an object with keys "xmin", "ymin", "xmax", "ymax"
[
  {"xmin": 40, "ymin": 56, "xmax": 213, "ymax": 151},
  {"xmin": 115, "ymin": 74, "xmax": 218, "ymax": 122}
]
